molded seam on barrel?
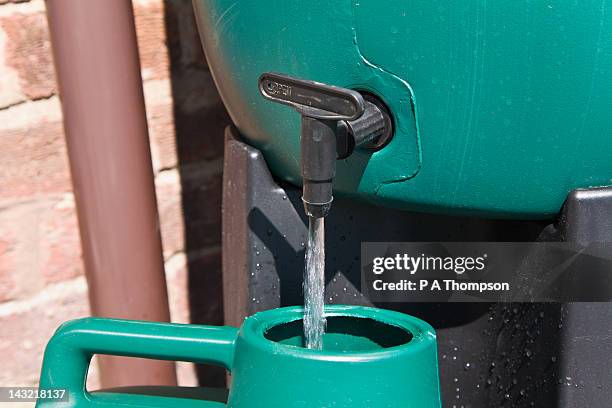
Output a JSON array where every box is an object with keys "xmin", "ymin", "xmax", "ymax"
[{"xmin": 350, "ymin": 0, "xmax": 422, "ymax": 194}]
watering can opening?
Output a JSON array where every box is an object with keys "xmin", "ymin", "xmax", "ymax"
[{"xmin": 264, "ymin": 315, "xmax": 413, "ymax": 352}]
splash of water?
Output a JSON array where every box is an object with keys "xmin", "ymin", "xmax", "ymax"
[{"xmin": 303, "ymin": 216, "xmax": 326, "ymax": 349}]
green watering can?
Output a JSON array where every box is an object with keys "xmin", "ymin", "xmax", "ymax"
[{"xmin": 37, "ymin": 305, "xmax": 441, "ymax": 407}]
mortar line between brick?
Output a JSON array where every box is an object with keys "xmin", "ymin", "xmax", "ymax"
[
  {"xmin": 0, "ymin": 98, "xmax": 28, "ymax": 112},
  {"xmin": 0, "ymin": 275, "xmax": 87, "ymax": 318},
  {"xmin": 154, "ymin": 161, "xmax": 224, "ymax": 185},
  {"xmin": 0, "ymin": 93, "xmax": 59, "ymax": 117},
  {"xmin": 0, "ymin": 247, "xmax": 222, "ymax": 318},
  {"xmin": 186, "ymin": 245, "xmax": 221, "ymax": 261},
  {"xmin": 0, "ymin": 0, "xmax": 46, "ymax": 18},
  {"xmin": 0, "ymin": 77, "xmax": 164, "ymax": 114}
]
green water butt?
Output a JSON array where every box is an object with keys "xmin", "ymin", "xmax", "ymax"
[{"xmin": 193, "ymin": 0, "xmax": 612, "ymax": 219}]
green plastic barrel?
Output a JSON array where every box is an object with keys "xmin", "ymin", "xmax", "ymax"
[{"xmin": 193, "ymin": 0, "xmax": 612, "ymax": 219}]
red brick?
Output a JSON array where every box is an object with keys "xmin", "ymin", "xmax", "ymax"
[
  {"xmin": 0, "ymin": 195, "xmax": 83, "ymax": 302},
  {"xmin": 0, "ymin": 277, "xmax": 94, "ymax": 387},
  {"xmin": 0, "ymin": 237, "xmax": 16, "ymax": 302},
  {"xmin": 134, "ymin": 0, "xmax": 169, "ymax": 81},
  {"xmin": 0, "ymin": 0, "xmax": 228, "ymax": 389},
  {"xmin": 148, "ymin": 97, "xmax": 178, "ymax": 171},
  {"xmin": 164, "ymin": 252, "xmax": 190, "ymax": 324},
  {"xmin": 0, "ymin": 115, "xmax": 72, "ymax": 200},
  {"xmin": 0, "ymin": 200, "xmax": 43, "ymax": 302},
  {"xmin": 1, "ymin": 11, "xmax": 56, "ymax": 100},
  {"xmin": 40, "ymin": 195, "xmax": 83, "ymax": 284},
  {"xmin": 156, "ymin": 170, "xmax": 184, "ymax": 258},
  {"xmin": 154, "ymin": 162, "xmax": 223, "ymax": 259}
]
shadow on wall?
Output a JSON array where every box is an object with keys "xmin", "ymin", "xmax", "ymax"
[{"xmin": 163, "ymin": 0, "xmax": 231, "ymax": 387}]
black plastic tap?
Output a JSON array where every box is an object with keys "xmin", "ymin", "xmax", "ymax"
[{"xmin": 258, "ymin": 73, "xmax": 392, "ymax": 218}]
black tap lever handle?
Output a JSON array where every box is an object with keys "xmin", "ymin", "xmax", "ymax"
[
  {"xmin": 258, "ymin": 72, "xmax": 368, "ymax": 218},
  {"xmin": 258, "ymin": 73, "xmax": 365, "ymax": 121}
]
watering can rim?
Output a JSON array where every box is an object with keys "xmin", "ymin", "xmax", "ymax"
[{"xmin": 240, "ymin": 305, "xmax": 437, "ymax": 362}]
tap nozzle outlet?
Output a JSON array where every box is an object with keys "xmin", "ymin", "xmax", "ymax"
[
  {"xmin": 301, "ymin": 116, "xmax": 337, "ymax": 218},
  {"xmin": 259, "ymin": 73, "xmax": 390, "ymax": 218}
]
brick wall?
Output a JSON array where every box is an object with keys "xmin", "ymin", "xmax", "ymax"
[{"xmin": 0, "ymin": 0, "xmax": 229, "ymax": 389}]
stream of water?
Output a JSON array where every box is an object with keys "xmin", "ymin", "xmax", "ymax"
[{"xmin": 303, "ymin": 216, "xmax": 326, "ymax": 349}]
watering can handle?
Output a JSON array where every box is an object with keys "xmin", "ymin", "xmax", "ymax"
[{"xmin": 37, "ymin": 317, "xmax": 238, "ymax": 408}]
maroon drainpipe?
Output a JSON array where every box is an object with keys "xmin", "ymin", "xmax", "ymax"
[{"xmin": 45, "ymin": 0, "xmax": 177, "ymax": 387}]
